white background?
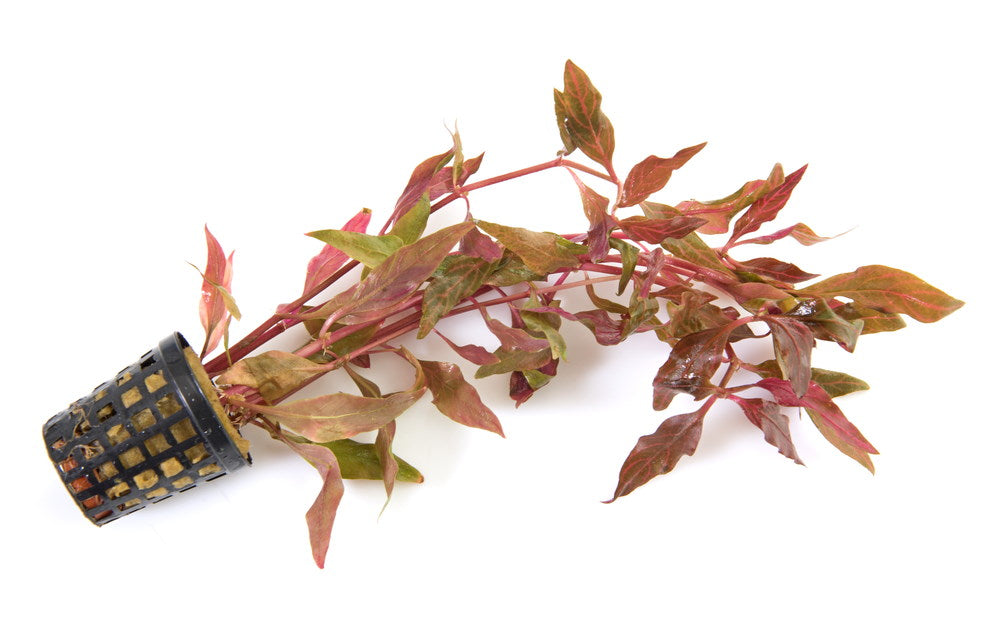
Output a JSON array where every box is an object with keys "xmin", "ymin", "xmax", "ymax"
[{"xmin": 1, "ymin": 1, "xmax": 996, "ymax": 623}]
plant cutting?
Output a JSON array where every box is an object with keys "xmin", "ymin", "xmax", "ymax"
[{"xmin": 43, "ymin": 60, "xmax": 963, "ymax": 568}]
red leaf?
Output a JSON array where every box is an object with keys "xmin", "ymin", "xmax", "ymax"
[
  {"xmin": 763, "ymin": 317, "xmax": 814, "ymax": 396},
  {"xmin": 390, "ymin": 148, "xmax": 455, "ymax": 225},
  {"xmin": 459, "ymin": 225, "xmax": 504, "ymax": 263},
  {"xmin": 617, "ymin": 215, "xmax": 707, "ymax": 245},
  {"xmin": 729, "ymin": 165, "xmax": 808, "ymax": 245},
  {"xmin": 757, "ymin": 378, "xmax": 878, "ymax": 455},
  {"xmin": 302, "ymin": 208, "xmax": 372, "ymax": 296},
  {"xmin": 676, "ymin": 179, "xmax": 766, "ymax": 235},
  {"xmin": 735, "ymin": 223, "xmax": 833, "ymax": 247},
  {"xmin": 554, "ymin": 60, "xmax": 616, "ymax": 174},
  {"xmin": 731, "ymin": 397, "xmax": 804, "ymax": 465},
  {"xmin": 198, "ymin": 226, "xmax": 235, "ymax": 357},
  {"xmin": 620, "ymin": 143, "xmax": 706, "ymax": 207},
  {"xmin": 606, "ymin": 411, "xmax": 704, "ymax": 502},
  {"xmin": 283, "ymin": 437, "xmax": 345, "ymax": 569}
]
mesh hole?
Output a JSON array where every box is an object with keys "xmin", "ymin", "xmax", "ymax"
[
  {"xmin": 70, "ymin": 476, "xmax": 93, "ymax": 494},
  {"xmin": 170, "ymin": 419, "xmax": 197, "ymax": 443},
  {"xmin": 82, "ymin": 495, "xmax": 103, "ymax": 510},
  {"xmin": 107, "ymin": 424, "xmax": 131, "ymax": 445},
  {"xmin": 144, "ymin": 434, "xmax": 171, "ymax": 456},
  {"xmin": 51, "ymin": 438, "xmax": 66, "ymax": 451},
  {"xmin": 118, "ymin": 498, "xmax": 141, "ymax": 511},
  {"xmin": 106, "ymin": 482, "xmax": 131, "ymax": 500},
  {"xmin": 79, "ymin": 441, "xmax": 104, "ymax": 460},
  {"xmin": 172, "ymin": 476, "xmax": 194, "ymax": 489},
  {"xmin": 97, "ymin": 404, "xmax": 116, "ymax": 422},
  {"xmin": 59, "ymin": 457, "xmax": 79, "ymax": 473},
  {"xmin": 197, "ymin": 463, "xmax": 221, "ymax": 477},
  {"xmin": 118, "ymin": 447, "xmax": 144, "ymax": 469},
  {"xmin": 156, "ymin": 393, "xmax": 182, "ymax": 418},
  {"xmin": 94, "ymin": 388, "xmax": 108, "ymax": 401},
  {"xmin": 146, "ymin": 487, "xmax": 169, "ymax": 500},
  {"xmin": 140, "ymin": 355, "xmax": 156, "ymax": 369},
  {"xmin": 134, "ymin": 469, "xmax": 159, "ymax": 490},
  {"xmin": 184, "ymin": 443, "xmax": 208, "ymax": 465},
  {"xmin": 94, "ymin": 510, "xmax": 112, "ymax": 521},
  {"xmin": 121, "ymin": 387, "xmax": 142, "ymax": 408},
  {"xmin": 72, "ymin": 416, "xmax": 92, "ymax": 438},
  {"xmin": 98, "ymin": 461, "xmax": 119, "ymax": 480},
  {"xmin": 160, "ymin": 457, "xmax": 184, "ymax": 478},
  {"xmin": 130, "ymin": 408, "xmax": 156, "ymax": 431},
  {"xmin": 117, "ymin": 372, "xmax": 132, "ymax": 386},
  {"xmin": 144, "ymin": 372, "xmax": 167, "ymax": 393}
]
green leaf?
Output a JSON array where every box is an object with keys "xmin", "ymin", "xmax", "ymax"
[
  {"xmin": 521, "ymin": 308, "xmax": 568, "ymax": 361},
  {"xmin": 475, "ymin": 347, "xmax": 552, "ymax": 379},
  {"xmin": 418, "ymin": 255, "xmax": 493, "ymax": 338},
  {"xmin": 484, "ymin": 250, "xmax": 547, "ymax": 286},
  {"xmin": 309, "ymin": 437, "xmax": 423, "ymax": 483},
  {"xmin": 835, "ymin": 302, "xmax": 907, "ymax": 334},
  {"xmin": 216, "ymin": 350, "xmax": 326, "ymax": 403},
  {"xmin": 608, "ymin": 238, "xmax": 638, "ymax": 295},
  {"xmin": 785, "ymin": 298, "xmax": 863, "ymax": 352},
  {"xmin": 553, "ymin": 60, "xmax": 616, "ymax": 174},
  {"xmin": 420, "ymin": 360, "xmax": 504, "ymax": 436},
  {"xmin": 606, "ymin": 411, "xmax": 704, "ymax": 502},
  {"xmin": 661, "ymin": 232, "xmax": 737, "ymax": 281},
  {"xmin": 753, "ymin": 360, "xmax": 870, "ymax": 398},
  {"xmin": 802, "ymin": 265, "xmax": 964, "ymax": 323},
  {"xmin": 306, "ymin": 230, "xmax": 404, "ymax": 268},
  {"xmin": 476, "ymin": 220, "xmax": 587, "ymax": 275},
  {"xmin": 389, "ymin": 193, "xmax": 431, "ymax": 245},
  {"xmin": 306, "ymin": 222, "xmax": 475, "ymax": 325}
]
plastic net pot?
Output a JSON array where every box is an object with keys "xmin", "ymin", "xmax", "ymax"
[{"xmin": 43, "ymin": 332, "xmax": 251, "ymax": 525}]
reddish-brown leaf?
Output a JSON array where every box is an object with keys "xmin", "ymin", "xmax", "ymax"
[
  {"xmin": 802, "ymin": 265, "xmax": 964, "ymax": 323},
  {"xmin": 734, "ymin": 257, "xmax": 820, "ymax": 284},
  {"xmin": 652, "ymin": 321, "xmax": 743, "ymax": 411},
  {"xmin": 418, "ymin": 255, "xmax": 493, "ymax": 338},
  {"xmin": 606, "ymin": 411, "xmax": 704, "ymax": 502},
  {"xmin": 374, "ymin": 421, "xmax": 397, "ymax": 504},
  {"xmin": 433, "ymin": 329, "xmax": 500, "ymax": 366},
  {"xmin": 763, "ymin": 317, "xmax": 814, "ymax": 397},
  {"xmin": 732, "ymin": 397, "xmax": 803, "ymax": 465},
  {"xmin": 729, "ymin": 165, "xmax": 808, "ymax": 245},
  {"xmin": 620, "ymin": 143, "xmax": 706, "ymax": 207},
  {"xmin": 568, "ymin": 170, "xmax": 612, "ymax": 261},
  {"xmin": 617, "ymin": 215, "xmax": 707, "ymax": 244},
  {"xmin": 785, "ymin": 298, "xmax": 863, "ymax": 352},
  {"xmin": 420, "ymin": 360, "xmax": 504, "ymax": 436},
  {"xmin": 282, "ymin": 437, "xmax": 345, "ymax": 569},
  {"xmin": 302, "ymin": 208, "xmax": 372, "ymax": 296},
  {"xmin": 554, "ymin": 60, "xmax": 616, "ymax": 174},
  {"xmin": 757, "ymin": 378, "xmax": 878, "ymax": 455},
  {"xmin": 573, "ymin": 309, "xmax": 625, "ymax": 346}
]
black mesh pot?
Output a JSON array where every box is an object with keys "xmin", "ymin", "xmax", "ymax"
[{"xmin": 43, "ymin": 333, "xmax": 250, "ymax": 525}]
